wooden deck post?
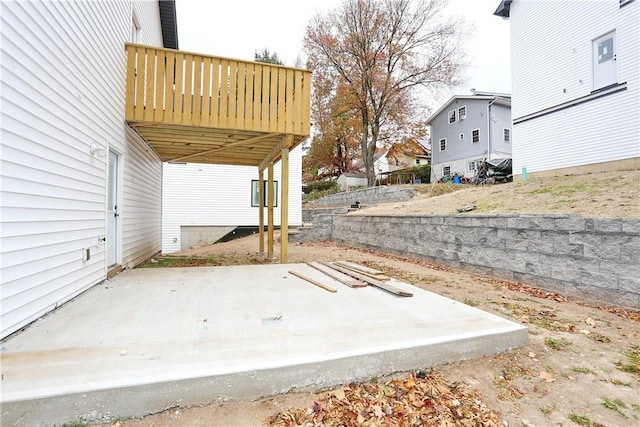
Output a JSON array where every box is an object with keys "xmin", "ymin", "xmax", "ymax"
[
  {"xmin": 258, "ymin": 167, "xmax": 264, "ymax": 254},
  {"xmin": 267, "ymin": 162, "xmax": 274, "ymax": 259},
  {"xmin": 280, "ymin": 144, "xmax": 290, "ymax": 264}
]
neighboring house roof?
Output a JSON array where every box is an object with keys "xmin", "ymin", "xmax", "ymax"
[
  {"xmin": 493, "ymin": 0, "xmax": 513, "ymax": 18},
  {"xmin": 352, "ymin": 151, "xmax": 386, "ymax": 169},
  {"xmin": 159, "ymin": 0, "xmax": 179, "ymax": 49},
  {"xmin": 426, "ymin": 92, "xmax": 511, "ymax": 125}
]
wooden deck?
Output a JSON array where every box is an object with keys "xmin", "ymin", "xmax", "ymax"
[{"xmin": 124, "ymin": 43, "xmax": 311, "ymax": 167}]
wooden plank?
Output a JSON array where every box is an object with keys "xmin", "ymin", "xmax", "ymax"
[
  {"xmin": 236, "ymin": 62, "xmax": 246, "ymax": 129},
  {"xmin": 288, "ymin": 270, "xmax": 337, "ymax": 293},
  {"xmin": 193, "ymin": 55, "xmax": 203, "ymax": 124},
  {"xmin": 134, "ymin": 46, "xmax": 146, "ymax": 121},
  {"xmin": 333, "ymin": 261, "xmax": 390, "ymax": 281},
  {"xmin": 173, "ymin": 52, "xmax": 184, "ymax": 124},
  {"xmin": 211, "ymin": 58, "xmax": 221, "ymax": 127},
  {"xmin": 125, "ymin": 44, "xmax": 136, "ymax": 121},
  {"xmin": 246, "ymin": 62, "xmax": 256, "ymax": 131},
  {"xmin": 280, "ymin": 146, "xmax": 289, "ymax": 264},
  {"xmin": 267, "ymin": 162, "xmax": 274, "ymax": 258},
  {"xmin": 322, "ymin": 263, "xmax": 413, "ymax": 297},
  {"xmin": 163, "ymin": 51, "xmax": 175, "ymax": 123},
  {"xmin": 277, "ymin": 68, "xmax": 286, "ymax": 133},
  {"xmin": 258, "ymin": 168, "xmax": 264, "ymax": 254},
  {"xmin": 334, "ymin": 261, "xmax": 384, "ymax": 275},
  {"xmin": 308, "ymin": 262, "xmax": 367, "ymax": 288}
]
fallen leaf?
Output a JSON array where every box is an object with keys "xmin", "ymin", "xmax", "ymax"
[
  {"xmin": 585, "ymin": 317, "xmax": 596, "ymax": 327},
  {"xmin": 333, "ymin": 387, "xmax": 346, "ymax": 401},
  {"xmin": 528, "ymin": 352, "xmax": 537, "ymax": 358},
  {"xmin": 538, "ymin": 371, "xmax": 557, "ymax": 383}
]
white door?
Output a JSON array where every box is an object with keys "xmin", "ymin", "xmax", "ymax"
[
  {"xmin": 107, "ymin": 150, "xmax": 120, "ymax": 266},
  {"xmin": 593, "ymin": 31, "xmax": 617, "ymax": 90}
]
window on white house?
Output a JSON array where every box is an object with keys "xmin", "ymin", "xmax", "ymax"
[
  {"xmin": 131, "ymin": 12, "xmax": 141, "ymax": 43},
  {"xmin": 503, "ymin": 128, "xmax": 510, "ymax": 142},
  {"xmin": 592, "ymin": 31, "xmax": 617, "ymax": 90},
  {"xmin": 468, "ymin": 160, "xmax": 478, "ymax": 172},
  {"xmin": 448, "ymin": 110, "xmax": 456, "ymax": 123},
  {"xmin": 439, "ymin": 138, "xmax": 446, "ymax": 151},
  {"xmin": 443, "ymin": 166, "xmax": 451, "ymax": 176},
  {"xmin": 416, "ymin": 158, "xmax": 421, "ymax": 165},
  {"xmin": 458, "ymin": 106, "xmax": 466, "ymax": 120},
  {"xmin": 459, "ymin": 133, "xmax": 464, "ymax": 141},
  {"xmin": 472, "ymin": 129, "xmax": 480, "ymax": 143}
]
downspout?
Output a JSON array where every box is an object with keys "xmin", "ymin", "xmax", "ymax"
[{"xmin": 487, "ymin": 98, "xmax": 497, "ymax": 160}]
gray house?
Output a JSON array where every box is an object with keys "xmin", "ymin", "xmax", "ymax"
[{"xmin": 427, "ymin": 91, "xmax": 512, "ymax": 181}]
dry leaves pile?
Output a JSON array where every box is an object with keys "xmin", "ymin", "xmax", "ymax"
[{"xmin": 266, "ymin": 371, "xmax": 500, "ymax": 427}]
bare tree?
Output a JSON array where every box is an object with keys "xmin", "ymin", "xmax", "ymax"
[{"xmin": 304, "ymin": 0, "xmax": 467, "ymax": 186}]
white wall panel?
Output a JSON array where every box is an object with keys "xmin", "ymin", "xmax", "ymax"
[
  {"xmin": 0, "ymin": 1, "xmax": 164, "ymax": 338},
  {"xmin": 162, "ymin": 146, "xmax": 303, "ymax": 253},
  {"xmin": 509, "ymin": 0, "xmax": 639, "ymax": 175}
]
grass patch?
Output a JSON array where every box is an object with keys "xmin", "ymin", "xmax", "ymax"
[
  {"xmin": 568, "ymin": 413, "xmax": 594, "ymax": 426},
  {"xmin": 601, "ymin": 397, "xmax": 627, "ymax": 418},
  {"xmin": 527, "ymin": 182, "xmax": 601, "ymax": 198},
  {"xmin": 615, "ymin": 345, "xmax": 640, "ymax": 375},
  {"xmin": 571, "ymin": 366, "xmax": 593, "ymax": 374},
  {"xmin": 545, "ymin": 337, "xmax": 572, "ymax": 351},
  {"xmin": 463, "ymin": 297, "xmax": 479, "ymax": 307},
  {"xmin": 589, "ymin": 332, "xmax": 611, "ymax": 343},
  {"xmin": 492, "ymin": 302, "xmax": 571, "ymax": 332},
  {"xmin": 540, "ymin": 405, "xmax": 553, "ymax": 416}
]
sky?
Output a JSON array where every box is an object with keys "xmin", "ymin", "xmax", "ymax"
[{"xmin": 174, "ymin": 0, "xmax": 511, "ymax": 109}]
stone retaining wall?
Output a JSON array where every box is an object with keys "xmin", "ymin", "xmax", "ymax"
[
  {"xmin": 293, "ymin": 213, "xmax": 640, "ymax": 309},
  {"xmin": 310, "ymin": 186, "xmax": 417, "ymax": 207}
]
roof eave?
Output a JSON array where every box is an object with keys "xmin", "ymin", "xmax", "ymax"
[
  {"xmin": 159, "ymin": 0, "xmax": 179, "ymax": 50},
  {"xmin": 494, "ymin": 0, "xmax": 512, "ymax": 18}
]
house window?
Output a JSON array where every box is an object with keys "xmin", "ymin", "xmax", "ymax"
[
  {"xmin": 416, "ymin": 158, "xmax": 421, "ymax": 165},
  {"xmin": 503, "ymin": 128, "xmax": 510, "ymax": 142},
  {"xmin": 592, "ymin": 31, "xmax": 617, "ymax": 90},
  {"xmin": 459, "ymin": 133, "xmax": 464, "ymax": 141},
  {"xmin": 251, "ymin": 180, "xmax": 278, "ymax": 207},
  {"xmin": 439, "ymin": 138, "xmax": 446, "ymax": 151},
  {"xmin": 472, "ymin": 129, "xmax": 480, "ymax": 143},
  {"xmin": 448, "ymin": 110, "xmax": 456, "ymax": 123},
  {"xmin": 131, "ymin": 12, "xmax": 141, "ymax": 43},
  {"xmin": 442, "ymin": 166, "xmax": 451, "ymax": 176},
  {"xmin": 458, "ymin": 106, "xmax": 466, "ymax": 120},
  {"xmin": 468, "ymin": 160, "xmax": 479, "ymax": 172}
]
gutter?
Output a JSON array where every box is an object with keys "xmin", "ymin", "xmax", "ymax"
[{"xmin": 487, "ymin": 98, "xmax": 497, "ymax": 160}]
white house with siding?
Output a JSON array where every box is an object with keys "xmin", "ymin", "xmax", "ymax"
[
  {"xmin": 0, "ymin": 1, "xmax": 178, "ymax": 338},
  {"xmin": 494, "ymin": 0, "xmax": 640, "ymax": 178},
  {"xmin": 161, "ymin": 148, "xmax": 303, "ymax": 253}
]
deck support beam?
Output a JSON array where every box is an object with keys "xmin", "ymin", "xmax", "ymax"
[
  {"xmin": 258, "ymin": 168, "xmax": 264, "ymax": 254},
  {"xmin": 267, "ymin": 162, "xmax": 275, "ymax": 259},
  {"xmin": 279, "ymin": 141, "xmax": 291, "ymax": 264}
]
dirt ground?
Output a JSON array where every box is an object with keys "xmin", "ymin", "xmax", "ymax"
[{"xmin": 105, "ymin": 170, "xmax": 639, "ymax": 427}]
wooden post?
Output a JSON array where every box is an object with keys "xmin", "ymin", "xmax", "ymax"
[
  {"xmin": 258, "ymin": 167, "xmax": 264, "ymax": 254},
  {"xmin": 280, "ymin": 146, "xmax": 290, "ymax": 263},
  {"xmin": 267, "ymin": 162, "xmax": 274, "ymax": 258}
]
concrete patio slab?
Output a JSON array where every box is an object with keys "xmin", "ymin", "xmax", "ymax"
[{"xmin": 0, "ymin": 263, "xmax": 528, "ymax": 426}]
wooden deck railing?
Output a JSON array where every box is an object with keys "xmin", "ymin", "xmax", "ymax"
[{"xmin": 125, "ymin": 43, "xmax": 311, "ymax": 136}]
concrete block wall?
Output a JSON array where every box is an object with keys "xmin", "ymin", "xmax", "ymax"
[
  {"xmin": 295, "ymin": 213, "xmax": 640, "ymax": 309},
  {"xmin": 311, "ymin": 186, "xmax": 417, "ymax": 207}
]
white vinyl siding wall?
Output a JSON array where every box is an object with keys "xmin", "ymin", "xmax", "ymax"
[
  {"xmin": 162, "ymin": 146, "xmax": 303, "ymax": 253},
  {"xmin": 0, "ymin": 1, "xmax": 164, "ymax": 338},
  {"xmin": 510, "ymin": 0, "xmax": 640, "ymax": 174}
]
